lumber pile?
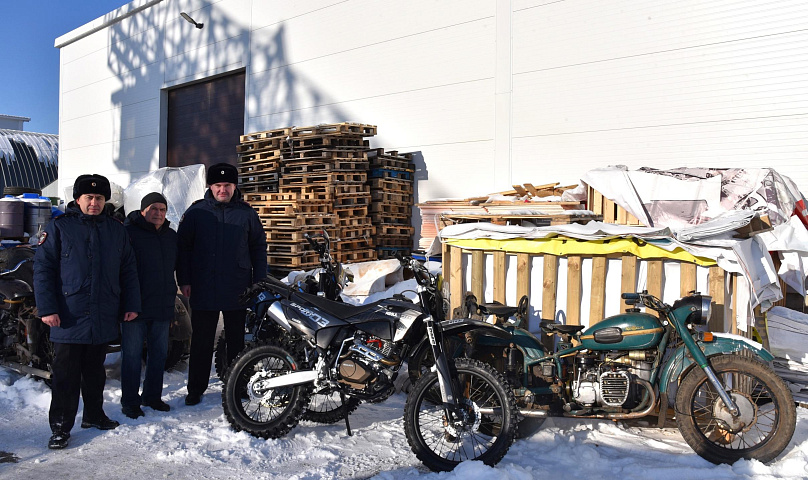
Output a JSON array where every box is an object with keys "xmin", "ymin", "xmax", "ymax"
[
  {"xmin": 417, "ymin": 182, "xmax": 594, "ymax": 251},
  {"xmin": 237, "ymin": 122, "xmax": 415, "ymax": 273}
]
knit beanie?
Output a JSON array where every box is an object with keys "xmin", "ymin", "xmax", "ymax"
[{"xmin": 140, "ymin": 192, "xmax": 168, "ymax": 211}]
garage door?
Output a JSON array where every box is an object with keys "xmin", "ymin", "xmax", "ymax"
[{"xmin": 166, "ymin": 71, "xmax": 245, "ymax": 169}]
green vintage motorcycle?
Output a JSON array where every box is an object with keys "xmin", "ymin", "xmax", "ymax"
[{"xmin": 409, "ymin": 290, "xmax": 796, "ymax": 464}]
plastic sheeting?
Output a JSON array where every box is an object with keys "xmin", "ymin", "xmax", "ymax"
[
  {"xmin": 0, "ymin": 129, "xmax": 58, "ymax": 192},
  {"xmin": 123, "ymin": 165, "xmax": 207, "ymax": 230}
]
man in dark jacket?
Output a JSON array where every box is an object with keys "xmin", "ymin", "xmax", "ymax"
[
  {"xmin": 34, "ymin": 174, "xmax": 140, "ymax": 449},
  {"xmin": 177, "ymin": 163, "xmax": 267, "ymax": 405},
  {"xmin": 121, "ymin": 192, "xmax": 178, "ymax": 419}
]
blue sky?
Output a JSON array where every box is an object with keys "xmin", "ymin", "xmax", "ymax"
[{"xmin": 1, "ymin": 0, "xmax": 128, "ymax": 134}]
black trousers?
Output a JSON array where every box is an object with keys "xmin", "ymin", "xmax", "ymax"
[
  {"xmin": 187, "ymin": 309, "xmax": 246, "ymax": 396},
  {"xmin": 49, "ymin": 342, "xmax": 108, "ymax": 434}
]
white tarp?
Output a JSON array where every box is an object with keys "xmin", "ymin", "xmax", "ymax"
[
  {"xmin": 767, "ymin": 306, "xmax": 808, "ymax": 363},
  {"xmin": 123, "ymin": 165, "xmax": 207, "ymax": 230}
]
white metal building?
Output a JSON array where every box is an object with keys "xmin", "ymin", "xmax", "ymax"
[{"xmin": 55, "ymin": 0, "xmax": 808, "ymax": 206}]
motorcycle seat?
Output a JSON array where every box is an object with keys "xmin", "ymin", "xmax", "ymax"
[
  {"xmin": 295, "ymin": 291, "xmax": 385, "ymax": 321},
  {"xmin": 540, "ymin": 321, "xmax": 584, "ymax": 335},
  {"xmin": 478, "ymin": 302, "xmax": 519, "ymax": 318}
]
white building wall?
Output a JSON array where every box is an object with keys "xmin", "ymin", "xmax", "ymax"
[{"xmin": 56, "ymin": 0, "xmax": 808, "ymax": 210}]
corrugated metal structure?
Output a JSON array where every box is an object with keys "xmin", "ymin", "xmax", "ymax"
[{"xmin": 0, "ymin": 129, "xmax": 58, "ymax": 193}]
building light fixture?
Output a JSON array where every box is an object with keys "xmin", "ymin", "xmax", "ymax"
[{"xmin": 180, "ymin": 12, "xmax": 204, "ymax": 29}]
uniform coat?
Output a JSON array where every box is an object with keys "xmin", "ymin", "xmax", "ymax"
[
  {"xmin": 176, "ymin": 188, "xmax": 266, "ymax": 311},
  {"xmin": 34, "ymin": 204, "xmax": 141, "ymax": 344}
]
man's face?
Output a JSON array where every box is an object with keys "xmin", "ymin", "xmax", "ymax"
[
  {"xmin": 142, "ymin": 202, "xmax": 167, "ymax": 229},
  {"xmin": 210, "ymin": 182, "xmax": 235, "ymax": 203},
  {"xmin": 76, "ymin": 194, "xmax": 105, "ymax": 215}
]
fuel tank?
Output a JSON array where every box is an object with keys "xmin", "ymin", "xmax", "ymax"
[{"xmin": 580, "ymin": 312, "xmax": 664, "ymax": 350}]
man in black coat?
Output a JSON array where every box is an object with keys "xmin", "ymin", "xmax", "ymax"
[
  {"xmin": 34, "ymin": 174, "xmax": 140, "ymax": 449},
  {"xmin": 177, "ymin": 163, "xmax": 267, "ymax": 405},
  {"xmin": 121, "ymin": 192, "xmax": 178, "ymax": 419}
]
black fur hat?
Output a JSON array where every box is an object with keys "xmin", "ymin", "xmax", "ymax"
[
  {"xmin": 206, "ymin": 163, "xmax": 238, "ymax": 185},
  {"xmin": 73, "ymin": 174, "xmax": 111, "ymax": 200}
]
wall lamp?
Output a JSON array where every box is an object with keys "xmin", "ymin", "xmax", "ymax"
[{"xmin": 180, "ymin": 12, "xmax": 204, "ymax": 29}]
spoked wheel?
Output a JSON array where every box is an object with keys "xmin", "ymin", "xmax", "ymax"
[
  {"xmin": 675, "ymin": 355, "xmax": 796, "ymax": 464},
  {"xmin": 404, "ymin": 358, "xmax": 517, "ymax": 472},
  {"xmin": 222, "ymin": 340, "xmax": 312, "ymax": 439},
  {"xmin": 407, "ymin": 334, "xmax": 466, "ymax": 386},
  {"xmin": 302, "ymin": 386, "xmax": 361, "ymax": 424},
  {"xmin": 214, "ymin": 332, "xmax": 228, "ymax": 381}
]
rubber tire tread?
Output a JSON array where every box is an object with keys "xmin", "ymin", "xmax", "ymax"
[
  {"xmin": 222, "ymin": 339, "xmax": 312, "ymax": 439},
  {"xmin": 404, "ymin": 357, "xmax": 517, "ymax": 472},
  {"xmin": 674, "ymin": 354, "xmax": 796, "ymax": 464}
]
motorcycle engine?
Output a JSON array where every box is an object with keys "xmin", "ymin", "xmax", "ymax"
[
  {"xmin": 0, "ymin": 311, "xmax": 16, "ymax": 348},
  {"xmin": 571, "ymin": 353, "xmax": 649, "ymax": 408},
  {"xmin": 337, "ymin": 334, "xmax": 401, "ymax": 396}
]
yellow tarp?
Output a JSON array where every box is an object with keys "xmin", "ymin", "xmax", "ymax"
[{"xmin": 443, "ymin": 236, "xmax": 716, "ymax": 266}]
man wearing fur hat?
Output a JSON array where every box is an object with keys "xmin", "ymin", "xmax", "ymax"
[
  {"xmin": 177, "ymin": 163, "xmax": 266, "ymax": 406},
  {"xmin": 33, "ymin": 174, "xmax": 141, "ymax": 449},
  {"xmin": 120, "ymin": 192, "xmax": 178, "ymax": 419}
]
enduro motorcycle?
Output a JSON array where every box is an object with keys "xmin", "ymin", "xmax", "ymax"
[
  {"xmin": 222, "ymin": 255, "xmax": 519, "ymax": 472},
  {"xmin": 420, "ymin": 290, "xmax": 797, "ymax": 465},
  {"xmin": 216, "ymin": 231, "xmax": 361, "ymax": 423}
]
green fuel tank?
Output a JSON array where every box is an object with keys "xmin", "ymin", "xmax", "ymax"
[{"xmin": 580, "ymin": 312, "xmax": 664, "ymax": 350}]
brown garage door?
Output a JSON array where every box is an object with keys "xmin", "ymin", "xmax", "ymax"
[{"xmin": 166, "ymin": 70, "xmax": 245, "ymax": 169}]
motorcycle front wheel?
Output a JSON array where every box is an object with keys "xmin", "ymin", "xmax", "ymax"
[
  {"xmin": 675, "ymin": 354, "xmax": 796, "ymax": 464},
  {"xmin": 404, "ymin": 358, "xmax": 517, "ymax": 472},
  {"xmin": 222, "ymin": 340, "xmax": 311, "ymax": 439}
]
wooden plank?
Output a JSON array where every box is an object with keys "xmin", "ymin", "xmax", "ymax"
[
  {"xmin": 708, "ymin": 266, "xmax": 726, "ymax": 332},
  {"xmin": 647, "ymin": 260, "xmax": 664, "ymax": 299},
  {"xmin": 621, "ymin": 255, "xmax": 638, "ymax": 306},
  {"xmin": 542, "ymin": 254, "xmax": 558, "ymax": 319},
  {"xmin": 493, "ymin": 251, "xmax": 507, "ymax": 304},
  {"xmin": 589, "ymin": 256, "xmax": 607, "ymax": 325},
  {"xmin": 603, "ymin": 197, "xmax": 616, "ymax": 223},
  {"xmin": 516, "ymin": 253, "xmax": 530, "ymax": 307},
  {"xmin": 616, "ymin": 206, "xmax": 628, "ymax": 225},
  {"xmin": 591, "ymin": 189, "xmax": 603, "ymax": 216},
  {"xmin": 680, "ymin": 262, "xmax": 697, "ymax": 297},
  {"xmin": 449, "ymin": 245, "xmax": 463, "ymax": 320},
  {"xmin": 566, "ymin": 256, "xmax": 582, "ymax": 326},
  {"xmin": 471, "ymin": 250, "xmax": 485, "ymax": 303},
  {"xmin": 512, "ymin": 185, "xmax": 528, "ymax": 196}
]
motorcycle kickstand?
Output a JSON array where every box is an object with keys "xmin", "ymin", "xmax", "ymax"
[{"xmin": 341, "ymin": 391, "xmax": 352, "ymax": 436}]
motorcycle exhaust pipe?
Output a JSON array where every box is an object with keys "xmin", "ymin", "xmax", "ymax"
[
  {"xmin": 563, "ymin": 378, "xmax": 657, "ymax": 420},
  {"xmin": 478, "ymin": 407, "xmax": 548, "ymax": 418}
]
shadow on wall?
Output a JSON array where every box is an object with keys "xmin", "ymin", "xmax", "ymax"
[
  {"xmin": 409, "ymin": 151, "xmax": 426, "ymax": 248},
  {"xmin": 104, "ymin": 2, "xmax": 352, "ymax": 185}
]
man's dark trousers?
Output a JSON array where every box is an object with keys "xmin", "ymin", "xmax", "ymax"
[
  {"xmin": 186, "ymin": 309, "xmax": 246, "ymax": 396},
  {"xmin": 49, "ymin": 342, "xmax": 108, "ymax": 433}
]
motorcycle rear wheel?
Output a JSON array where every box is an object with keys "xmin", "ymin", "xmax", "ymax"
[
  {"xmin": 222, "ymin": 340, "xmax": 311, "ymax": 439},
  {"xmin": 675, "ymin": 354, "xmax": 796, "ymax": 464},
  {"xmin": 404, "ymin": 358, "xmax": 517, "ymax": 472}
]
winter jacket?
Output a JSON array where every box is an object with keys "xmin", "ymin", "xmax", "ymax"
[
  {"xmin": 124, "ymin": 210, "xmax": 178, "ymax": 322},
  {"xmin": 33, "ymin": 203, "xmax": 141, "ymax": 344},
  {"xmin": 176, "ymin": 188, "xmax": 266, "ymax": 311}
]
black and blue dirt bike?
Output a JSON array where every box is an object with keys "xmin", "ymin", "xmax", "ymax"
[
  {"xmin": 222, "ymin": 254, "xmax": 519, "ymax": 472},
  {"xmin": 411, "ymin": 290, "xmax": 797, "ymax": 465}
]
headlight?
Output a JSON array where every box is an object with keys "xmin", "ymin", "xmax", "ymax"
[{"xmin": 672, "ymin": 294, "xmax": 712, "ymax": 325}]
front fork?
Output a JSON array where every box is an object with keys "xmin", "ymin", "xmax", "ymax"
[{"xmin": 425, "ymin": 318, "xmax": 466, "ymax": 427}]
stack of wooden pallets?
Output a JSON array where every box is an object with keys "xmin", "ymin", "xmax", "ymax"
[
  {"xmin": 238, "ymin": 122, "xmax": 385, "ymax": 273},
  {"xmin": 367, "ymin": 149, "xmax": 415, "ymax": 259}
]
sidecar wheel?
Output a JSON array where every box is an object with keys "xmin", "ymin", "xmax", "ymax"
[
  {"xmin": 222, "ymin": 340, "xmax": 311, "ymax": 439},
  {"xmin": 404, "ymin": 358, "xmax": 517, "ymax": 472},
  {"xmin": 675, "ymin": 354, "xmax": 796, "ymax": 464}
]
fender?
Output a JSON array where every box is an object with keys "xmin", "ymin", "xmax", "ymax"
[
  {"xmin": 658, "ymin": 333, "xmax": 773, "ymax": 394},
  {"xmin": 409, "ymin": 318, "xmax": 514, "ymax": 366}
]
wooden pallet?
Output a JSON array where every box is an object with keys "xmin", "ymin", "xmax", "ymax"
[
  {"xmin": 238, "ymin": 150, "xmax": 281, "ymax": 165},
  {"xmin": 236, "ymin": 137, "xmax": 282, "ymax": 154},
  {"xmin": 240, "ymin": 128, "xmax": 292, "ymax": 143},
  {"xmin": 291, "ymin": 123, "xmax": 377, "ymax": 137},
  {"xmin": 375, "ymin": 235, "xmax": 412, "ymax": 248},
  {"xmin": 333, "ymin": 194, "xmax": 371, "ymax": 207},
  {"xmin": 266, "ymin": 229, "xmax": 337, "ymax": 243},
  {"xmin": 370, "ymin": 213, "xmax": 411, "ymax": 225},
  {"xmin": 239, "ymin": 162, "xmax": 280, "ymax": 176},
  {"xmin": 369, "ymin": 203, "xmax": 410, "ymax": 215},
  {"xmin": 240, "ymin": 183, "xmax": 279, "ymax": 194},
  {"xmin": 288, "ymin": 136, "xmax": 370, "ymax": 149},
  {"xmin": 280, "ymin": 172, "xmax": 367, "ymax": 187},
  {"xmin": 282, "ymin": 160, "xmax": 368, "ymax": 175},
  {"xmin": 334, "ymin": 238, "xmax": 373, "ymax": 251},
  {"xmin": 369, "ymin": 169, "xmax": 413, "ymax": 181},
  {"xmin": 259, "ymin": 214, "xmax": 336, "ymax": 228},
  {"xmin": 369, "ymin": 178, "xmax": 413, "ymax": 193},
  {"xmin": 267, "ymin": 252, "xmax": 319, "ymax": 268},
  {"xmin": 370, "ymin": 190, "xmax": 412, "ymax": 205},
  {"xmin": 254, "ymin": 203, "xmax": 332, "ymax": 216},
  {"xmin": 282, "ymin": 148, "xmax": 366, "ymax": 161},
  {"xmin": 335, "ymin": 226, "xmax": 375, "ymax": 240},
  {"xmin": 335, "ymin": 205, "xmax": 368, "ymax": 218},
  {"xmin": 334, "ymin": 248, "xmax": 377, "ymax": 263},
  {"xmin": 376, "ymin": 246, "xmax": 412, "ymax": 259},
  {"xmin": 377, "ymin": 225, "xmax": 415, "ymax": 235},
  {"xmin": 240, "ymin": 172, "xmax": 279, "ymax": 184},
  {"xmin": 267, "ymin": 242, "xmax": 311, "ymax": 254},
  {"xmin": 366, "ymin": 149, "xmax": 415, "ymax": 170}
]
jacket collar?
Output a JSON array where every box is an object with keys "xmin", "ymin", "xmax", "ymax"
[{"xmin": 66, "ymin": 201, "xmax": 106, "ymax": 223}]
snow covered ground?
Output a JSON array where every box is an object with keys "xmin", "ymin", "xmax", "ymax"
[{"xmin": 1, "ymin": 358, "xmax": 807, "ymax": 480}]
